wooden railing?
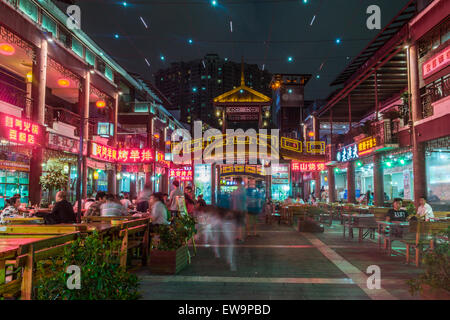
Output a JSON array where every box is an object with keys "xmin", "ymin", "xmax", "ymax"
[
  {"xmin": 421, "ymin": 76, "xmax": 450, "ymax": 119},
  {"xmin": 0, "ymin": 79, "xmax": 31, "ymax": 111}
]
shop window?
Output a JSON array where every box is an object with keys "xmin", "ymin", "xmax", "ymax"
[
  {"xmin": 334, "ymin": 168, "xmax": 348, "ymax": 201},
  {"xmin": 105, "ymin": 65, "xmax": 114, "ymax": 82},
  {"xmin": 355, "ymin": 163, "xmax": 374, "ymax": 203},
  {"xmin": 58, "ymin": 27, "xmax": 71, "ymax": 48},
  {"xmin": 71, "ymin": 37, "xmax": 84, "ymax": 58},
  {"xmin": 426, "ymin": 149, "xmax": 450, "ymax": 210},
  {"xmin": 86, "ymin": 49, "xmax": 95, "ymax": 67},
  {"xmin": 382, "ymin": 153, "xmax": 414, "ymax": 201},
  {"xmin": 42, "ymin": 13, "xmax": 57, "ymax": 36},
  {"xmin": 19, "ymin": 0, "xmax": 38, "ymax": 23}
]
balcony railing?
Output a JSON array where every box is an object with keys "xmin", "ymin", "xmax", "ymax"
[
  {"xmin": 45, "ymin": 105, "xmax": 95, "ymax": 138},
  {"xmin": 421, "ymin": 76, "xmax": 450, "ymax": 119},
  {"xmin": 0, "ymin": 79, "xmax": 31, "ymax": 111},
  {"xmin": 371, "ymin": 119, "xmax": 396, "ymax": 145}
]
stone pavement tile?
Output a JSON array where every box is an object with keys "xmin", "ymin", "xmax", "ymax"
[{"xmin": 139, "ymin": 282, "xmax": 369, "ymax": 300}]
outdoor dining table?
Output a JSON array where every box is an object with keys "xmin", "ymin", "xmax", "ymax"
[
  {"xmin": 342, "ymin": 213, "xmax": 378, "ymax": 242},
  {"xmin": 376, "ymin": 221, "xmax": 410, "ymax": 255},
  {"xmin": 0, "ymin": 238, "xmax": 44, "ymax": 284},
  {"xmin": 1, "ymin": 217, "xmax": 45, "ymax": 225}
]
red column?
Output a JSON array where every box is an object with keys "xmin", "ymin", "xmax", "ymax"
[
  {"xmin": 373, "ymin": 153, "xmax": 384, "ymax": 206},
  {"xmin": 409, "ymin": 44, "xmax": 426, "ymax": 207},
  {"xmin": 29, "ymin": 39, "xmax": 48, "ymax": 205},
  {"xmin": 314, "ymin": 172, "xmax": 321, "ymax": 199},
  {"xmin": 327, "ymin": 166, "xmax": 336, "ymax": 203},
  {"xmin": 347, "ymin": 161, "xmax": 355, "ymax": 203}
]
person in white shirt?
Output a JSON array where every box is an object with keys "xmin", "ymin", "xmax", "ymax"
[
  {"xmin": 168, "ymin": 180, "xmax": 183, "ymax": 216},
  {"xmin": 417, "ymin": 196, "xmax": 434, "ymax": 221},
  {"xmin": 149, "ymin": 193, "xmax": 169, "ymax": 226},
  {"xmin": 120, "ymin": 193, "xmax": 132, "ymax": 210}
]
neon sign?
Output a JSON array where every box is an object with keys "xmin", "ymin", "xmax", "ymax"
[
  {"xmin": 1, "ymin": 114, "xmax": 41, "ymax": 146},
  {"xmin": 118, "ymin": 148, "xmax": 154, "ymax": 163},
  {"xmin": 291, "ymin": 162, "xmax": 326, "ymax": 172},
  {"xmin": 422, "ymin": 46, "xmax": 450, "ymax": 79},
  {"xmin": 169, "ymin": 168, "xmax": 193, "ymax": 181},
  {"xmin": 90, "ymin": 142, "xmax": 154, "ymax": 163},
  {"xmin": 336, "ymin": 136, "xmax": 378, "ymax": 162}
]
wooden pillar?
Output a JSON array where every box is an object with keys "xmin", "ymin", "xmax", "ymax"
[
  {"xmin": 313, "ymin": 114, "xmax": 320, "ymax": 141},
  {"xmin": 374, "ymin": 71, "xmax": 379, "ymax": 121},
  {"xmin": 314, "ymin": 171, "xmax": 321, "ymax": 199},
  {"xmin": 29, "ymin": 39, "xmax": 48, "ymax": 205},
  {"xmin": 373, "ymin": 153, "xmax": 384, "ymax": 207},
  {"xmin": 327, "ymin": 166, "xmax": 336, "ymax": 203},
  {"xmin": 409, "ymin": 44, "xmax": 426, "ymax": 207},
  {"xmin": 347, "ymin": 161, "xmax": 355, "ymax": 203}
]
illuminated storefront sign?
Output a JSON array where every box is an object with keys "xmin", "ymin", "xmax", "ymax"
[
  {"xmin": 422, "ymin": 46, "xmax": 450, "ymax": 79},
  {"xmin": 169, "ymin": 167, "xmax": 193, "ymax": 181},
  {"xmin": 47, "ymin": 132, "xmax": 87, "ymax": 154},
  {"xmin": 220, "ymin": 164, "xmax": 264, "ymax": 176},
  {"xmin": 156, "ymin": 151, "xmax": 171, "ymax": 167},
  {"xmin": 90, "ymin": 142, "xmax": 154, "ymax": 163},
  {"xmin": 336, "ymin": 136, "xmax": 378, "ymax": 162},
  {"xmin": 118, "ymin": 148, "xmax": 154, "ymax": 163},
  {"xmin": 358, "ymin": 136, "xmax": 377, "ymax": 156},
  {"xmin": 291, "ymin": 162, "xmax": 326, "ymax": 172},
  {"xmin": 1, "ymin": 113, "xmax": 42, "ymax": 146}
]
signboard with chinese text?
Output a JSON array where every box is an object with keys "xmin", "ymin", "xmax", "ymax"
[
  {"xmin": 47, "ymin": 132, "xmax": 87, "ymax": 155},
  {"xmin": 422, "ymin": 46, "xmax": 450, "ymax": 79},
  {"xmin": 118, "ymin": 148, "xmax": 154, "ymax": 163},
  {"xmin": 90, "ymin": 142, "xmax": 117, "ymax": 162},
  {"xmin": 155, "ymin": 151, "xmax": 171, "ymax": 167},
  {"xmin": 291, "ymin": 162, "xmax": 326, "ymax": 172},
  {"xmin": 336, "ymin": 135, "xmax": 378, "ymax": 162},
  {"xmin": 0, "ymin": 113, "xmax": 43, "ymax": 146},
  {"xmin": 169, "ymin": 168, "xmax": 193, "ymax": 181}
]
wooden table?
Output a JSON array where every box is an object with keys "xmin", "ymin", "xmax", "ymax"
[
  {"xmin": 342, "ymin": 214, "xmax": 377, "ymax": 242},
  {"xmin": 2, "ymin": 217, "xmax": 44, "ymax": 225},
  {"xmin": 0, "ymin": 238, "xmax": 43, "ymax": 284}
]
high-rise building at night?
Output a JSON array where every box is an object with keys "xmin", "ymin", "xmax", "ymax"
[{"xmin": 154, "ymin": 54, "xmax": 272, "ymax": 127}]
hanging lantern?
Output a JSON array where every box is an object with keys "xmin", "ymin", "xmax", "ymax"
[
  {"xmin": 93, "ymin": 171, "xmax": 99, "ymax": 180},
  {"xmin": 0, "ymin": 43, "xmax": 15, "ymax": 55},
  {"xmin": 96, "ymin": 100, "xmax": 106, "ymax": 108},
  {"xmin": 57, "ymin": 79, "xmax": 70, "ymax": 87}
]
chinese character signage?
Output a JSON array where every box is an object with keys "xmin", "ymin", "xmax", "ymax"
[
  {"xmin": 357, "ymin": 136, "xmax": 377, "ymax": 156},
  {"xmin": 1, "ymin": 113, "xmax": 43, "ymax": 146},
  {"xmin": 336, "ymin": 136, "xmax": 378, "ymax": 162},
  {"xmin": 118, "ymin": 148, "xmax": 154, "ymax": 163},
  {"xmin": 156, "ymin": 151, "xmax": 171, "ymax": 167},
  {"xmin": 291, "ymin": 162, "xmax": 326, "ymax": 172},
  {"xmin": 336, "ymin": 143, "xmax": 359, "ymax": 162},
  {"xmin": 91, "ymin": 142, "xmax": 117, "ymax": 162},
  {"xmin": 169, "ymin": 168, "xmax": 193, "ymax": 181},
  {"xmin": 48, "ymin": 132, "xmax": 87, "ymax": 155},
  {"xmin": 422, "ymin": 46, "xmax": 450, "ymax": 79},
  {"xmin": 90, "ymin": 142, "xmax": 154, "ymax": 164}
]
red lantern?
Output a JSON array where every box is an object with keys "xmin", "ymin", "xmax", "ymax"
[{"xmin": 96, "ymin": 100, "xmax": 106, "ymax": 108}]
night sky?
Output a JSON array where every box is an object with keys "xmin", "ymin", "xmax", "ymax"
[{"xmin": 60, "ymin": 0, "xmax": 410, "ymax": 100}]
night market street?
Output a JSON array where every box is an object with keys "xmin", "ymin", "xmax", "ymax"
[{"xmin": 137, "ymin": 220, "xmax": 423, "ymax": 300}]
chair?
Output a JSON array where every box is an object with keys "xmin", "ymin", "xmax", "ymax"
[{"xmin": 118, "ymin": 218, "xmax": 151, "ymax": 268}]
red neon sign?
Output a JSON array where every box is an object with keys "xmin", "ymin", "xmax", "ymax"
[
  {"xmin": 422, "ymin": 46, "xmax": 450, "ymax": 79},
  {"xmin": 117, "ymin": 148, "xmax": 154, "ymax": 163},
  {"xmin": 169, "ymin": 168, "xmax": 193, "ymax": 181},
  {"xmin": 1, "ymin": 114, "xmax": 41, "ymax": 146},
  {"xmin": 291, "ymin": 162, "xmax": 325, "ymax": 172},
  {"xmin": 91, "ymin": 142, "xmax": 155, "ymax": 163}
]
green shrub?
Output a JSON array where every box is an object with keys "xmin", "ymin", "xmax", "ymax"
[
  {"xmin": 407, "ymin": 227, "xmax": 450, "ymax": 295},
  {"xmin": 154, "ymin": 214, "xmax": 197, "ymax": 251},
  {"xmin": 35, "ymin": 232, "xmax": 140, "ymax": 300}
]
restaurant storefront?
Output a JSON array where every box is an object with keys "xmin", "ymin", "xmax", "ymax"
[
  {"xmin": 381, "ymin": 149, "xmax": 414, "ymax": 202},
  {"xmin": 425, "ymin": 137, "xmax": 450, "ymax": 210},
  {"xmin": 0, "ymin": 113, "xmax": 44, "ymax": 207}
]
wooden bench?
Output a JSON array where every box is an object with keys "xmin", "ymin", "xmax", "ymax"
[
  {"xmin": 434, "ymin": 211, "xmax": 450, "ymax": 218},
  {"xmin": 401, "ymin": 221, "xmax": 450, "ymax": 267},
  {"xmin": 0, "ymin": 225, "xmax": 86, "ymax": 238},
  {"xmin": 0, "ymin": 232, "xmax": 80, "ymax": 300},
  {"xmin": 377, "ymin": 221, "xmax": 410, "ymax": 256},
  {"xmin": 81, "ymin": 216, "xmax": 133, "ymax": 223}
]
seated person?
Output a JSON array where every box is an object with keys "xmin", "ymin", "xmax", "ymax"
[
  {"xmin": 149, "ymin": 192, "xmax": 170, "ymax": 230},
  {"xmin": 120, "ymin": 193, "xmax": 133, "ymax": 210},
  {"xmin": 295, "ymin": 196, "xmax": 305, "ymax": 204},
  {"xmin": 417, "ymin": 196, "xmax": 434, "ymax": 221},
  {"xmin": 35, "ymin": 191, "xmax": 77, "ymax": 224},
  {"xmin": 85, "ymin": 191, "xmax": 107, "ymax": 217},
  {"xmin": 385, "ymin": 198, "xmax": 408, "ymax": 222},
  {"xmin": 283, "ymin": 196, "xmax": 293, "ymax": 206},
  {"xmin": 0, "ymin": 196, "xmax": 21, "ymax": 224},
  {"xmin": 100, "ymin": 194, "xmax": 127, "ymax": 217}
]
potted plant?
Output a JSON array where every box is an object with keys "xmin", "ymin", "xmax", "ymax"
[
  {"xmin": 149, "ymin": 215, "xmax": 197, "ymax": 274},
  {"xmin": 40, "ymin": 166, "xmax": 69, "ymax": 203},
  {"xmin": 407, "ymin": 227, "xmax": 450, "ymax": 300}
]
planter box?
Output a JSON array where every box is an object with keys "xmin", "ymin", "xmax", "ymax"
[
  {"xmin": 421, "ymin": 284, "xmax": 450, "ymax": 300},
  {"xmin": 149, "ymin": 246, "xmax": 188, "ymax": 274}
]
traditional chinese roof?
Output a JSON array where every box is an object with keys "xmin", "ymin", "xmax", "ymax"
[{"xmin": 213, "ymin": 62, "xmax": 272, "ymax": 105}]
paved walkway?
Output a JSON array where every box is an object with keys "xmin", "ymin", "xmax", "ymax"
[{"xmin": 137, "ymin": 220, "xmax": 423, "ymax": 300}]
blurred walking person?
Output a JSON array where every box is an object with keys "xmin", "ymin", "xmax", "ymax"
[{"xmin": 231, "ymin": 177, "xmax": 247, "ymax": 242}]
